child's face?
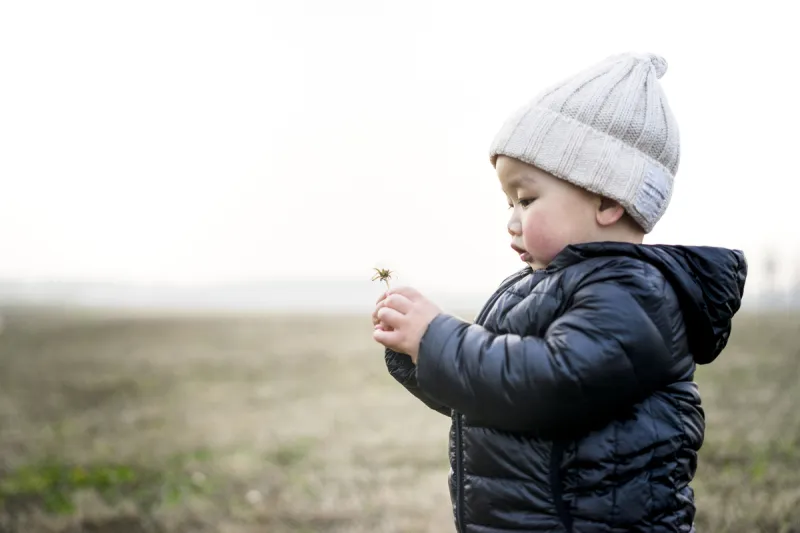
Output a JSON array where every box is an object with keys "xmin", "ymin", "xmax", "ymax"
[{"xmin": 497, "ymin": 155, "xmax": 602, "ymax": 270}]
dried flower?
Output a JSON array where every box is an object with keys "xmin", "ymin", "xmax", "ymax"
[{"xmin": 371, "ymin": 268, "xmax": 394, "ymax": 290}]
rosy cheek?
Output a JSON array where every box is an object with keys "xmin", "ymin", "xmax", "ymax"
[{"xmin": 522, "ymin": 209, "xmax": 565, "ymax": 263}]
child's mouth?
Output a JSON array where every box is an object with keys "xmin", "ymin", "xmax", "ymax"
[{"xmin": 510, "ymin": 244, "xmax": 532, "ymax": 263}]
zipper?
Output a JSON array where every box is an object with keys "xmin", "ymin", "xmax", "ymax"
[
  {"xmin": 550, "ymin": 440, "xmax": 573, "ymax": 532},
  {"xmin": 454, "ymin": 411, "xmax": 465, "ymax": 533},
  {"xmin": 454, "ymin": 267, "xmax": 537, "ymax": 533}
]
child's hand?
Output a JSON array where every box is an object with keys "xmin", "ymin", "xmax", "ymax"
[
  {"xmin": 372, "ymin": 287, "xmax": 441, "ymax": 362},
  {"xmin": 372, "ymin": 291, "xmax": 391, "ymax": 331}
]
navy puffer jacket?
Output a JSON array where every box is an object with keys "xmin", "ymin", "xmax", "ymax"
[{"xmin": 384, "ymin": 242, "xmax": 747, "ymax": 533}]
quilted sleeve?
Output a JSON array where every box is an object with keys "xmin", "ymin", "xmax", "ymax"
[
  {"xmin": 414, "ymin": 271, "xmax": 684, "ymax": 434},
  {"xmin": 384, "ymin": 348, "xmax": 452, "ymax": 416}
]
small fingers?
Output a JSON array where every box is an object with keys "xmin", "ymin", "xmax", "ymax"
[
  {"xmin": 372, "ymin": 292, "xmax": 389, "ymax": 325},
  {"xmin": 388, "ymin": 286, "xmax": 422, "ymax": 301},
  {"xmin": 376, "ymin": 306, "xmax": 404, "ymax": 330},
  {"xmin": 373, "ymin": 327, "xmax": 403, "ymax": 350},
  {"xmin": 382, "ymin": 293, "xmax": 414, "ymax": 314}
]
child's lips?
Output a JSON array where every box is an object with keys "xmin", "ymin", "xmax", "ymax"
[{"xmin": 510, "ymin": 244, "xmax": 532, "ymax": 262}]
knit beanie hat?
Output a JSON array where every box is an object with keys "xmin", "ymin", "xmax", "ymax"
[{"xmin": 489, "ymin": 52, "xmax": 680, "ymax": 233}]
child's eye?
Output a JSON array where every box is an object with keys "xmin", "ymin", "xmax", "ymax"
[{"xmin": 519, "ymin": 197, "xmax": 536, "ymax": 207}]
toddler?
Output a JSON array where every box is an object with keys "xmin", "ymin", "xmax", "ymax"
[{"xmin": 372, "ymin": 52, "xmax": 747, "ymax": 533}]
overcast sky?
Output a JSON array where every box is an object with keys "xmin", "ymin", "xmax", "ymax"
[{"xmin": 0, "ymin": 1, "xmax": 795, "ymax": 296}]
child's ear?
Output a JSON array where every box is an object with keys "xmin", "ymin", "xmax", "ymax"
[{"xmin": 596, "ymin": 197, "xmax": 625, "ymax": 226}]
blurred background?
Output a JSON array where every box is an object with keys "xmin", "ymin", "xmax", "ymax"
[{"xmin": 0, "ymin": 1, "xmax": 797, "ymax": 532}]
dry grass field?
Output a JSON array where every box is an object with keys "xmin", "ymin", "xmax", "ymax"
[{"xmin": 0, "ymin": 307, "xmax": 799, "ymax": 532}]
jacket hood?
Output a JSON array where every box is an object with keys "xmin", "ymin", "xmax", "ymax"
[{"xmin": 551, "ymin": 242, "xmax": 748, "ymax": 364}]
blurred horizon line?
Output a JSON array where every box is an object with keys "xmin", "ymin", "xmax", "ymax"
[
  {"xmin": 0, "ymin": 277, "xmax": 796, "ymax": 314},
  {"xmin": 0, "ymin": 277, "xmax": 491, "ymax": 314}
]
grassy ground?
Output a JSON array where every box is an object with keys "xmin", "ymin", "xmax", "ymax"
[{"xmin": 0, "ymin": 307, "xmax": 798, "ymax": 532}]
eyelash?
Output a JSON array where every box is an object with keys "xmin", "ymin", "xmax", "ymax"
[{"xmin": 508, "ymin": 198, "xmax": 536, "ymax": 209}]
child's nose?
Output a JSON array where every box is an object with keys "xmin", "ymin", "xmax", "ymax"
[{"xmin": 507, "ymin": 219, "xmax": 522, "ymax": 236}]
